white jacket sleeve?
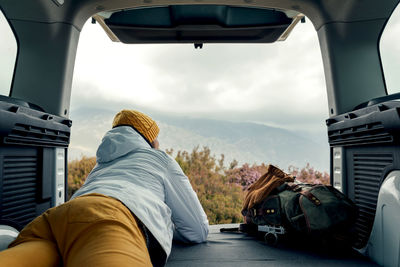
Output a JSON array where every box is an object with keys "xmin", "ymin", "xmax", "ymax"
[{"xmin": 165, "ymin": 157, "xmax": 209, "ymax": 243}]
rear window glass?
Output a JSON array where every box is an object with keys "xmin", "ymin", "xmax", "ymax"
[
  {"xmin": 0, "ymin": 9, "xmax": 17, "ymax": 96},
  {"xmin": 380, "ymin": 3, "xmax": 400, "ymax": 95}
]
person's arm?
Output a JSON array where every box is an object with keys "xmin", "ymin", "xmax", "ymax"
[{"xmin": 165, "ymin": 157, "xmax": 209, "ymax": 243}]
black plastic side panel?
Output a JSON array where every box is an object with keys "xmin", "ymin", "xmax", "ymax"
[
  {"xmin": 0, "ymin": 99, "xmax": 71, "ymax": 228},
  {"xmin": 327, "ymin": 100, "xmax": 400, "ymax": 249}
]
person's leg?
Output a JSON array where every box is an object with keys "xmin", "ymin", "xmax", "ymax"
[
  {"xmin": 0, "ymin": 194, "xmax": 153, "ymax": 267},
  {"xmin": 65, "ymin": 220, "xmax": 152, "ymax": 267},
  {"xmin": 50, "ymin": 194, "xmax": 152, "ymax": 267},
  {"xmin": 0, "ymin": 208, "xmax": 62, "ymax": 267},
  {"xmin": 0, "ymin": 240, "xmax": 60, "ymax": 267}
]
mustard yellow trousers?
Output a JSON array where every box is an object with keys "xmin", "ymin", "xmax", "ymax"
[{"xmin": 0, "ymin": 193, "xmax": 152, "ymax": 267}]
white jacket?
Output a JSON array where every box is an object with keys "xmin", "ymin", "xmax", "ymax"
[{"xmin": 71, "ymin": 126, "xmax": 209, "ymax": 257}]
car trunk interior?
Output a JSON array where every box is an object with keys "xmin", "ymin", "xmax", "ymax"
[{"xmin": 0, "ymin": 0, "xmax": 400, "ymax": 265}]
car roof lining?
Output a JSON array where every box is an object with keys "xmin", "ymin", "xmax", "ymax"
[{"xmin": 0, "ymin": 0, "xmax": 398, "ymax": 31}]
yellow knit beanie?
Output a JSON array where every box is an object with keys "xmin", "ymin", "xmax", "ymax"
[{"xmin": 112, "ymin": 109, "xmax": 159, "ymax": 143}]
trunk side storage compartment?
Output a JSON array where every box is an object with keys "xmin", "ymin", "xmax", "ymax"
[
  {"xmin": 0, "ymin": 97, "xmax": 71, "ymax": 228},
  {"xmin": 327, "ymin": 99, "xmax": 400, "ymax": 249}
]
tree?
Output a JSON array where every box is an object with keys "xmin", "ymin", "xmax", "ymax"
[
  {"xmin": 225, "ymin": 163, "xmax": 269, "ymax": 190},
  {"xmin": 67, "ymin": 148, "xmax": 330, "ymax": 225},
  {"xmin": 170, "ymin": 147, "xmax": 244, "ymax": 224},
  {"xmin": 288, "ymin": 163, "xmax": 330, "ymax": 185}
]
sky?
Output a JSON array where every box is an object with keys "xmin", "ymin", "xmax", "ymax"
[
  {"xmin": 0, "ymin": 10, "xmax": 17, "ymax": 96},
  {"xmin": 69, "ymin": 5, "xmax": 400, "ymax": 138},
  {"xmin": 70, "ymin": 16, "xmax": 328, "ymax": 137},
  {"xmin": 381, "ymin": 3, "xmax": 400, "ymax": 93}
]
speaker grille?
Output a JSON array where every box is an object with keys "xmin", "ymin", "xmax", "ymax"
[
  {"xmin": 1, "ymin": 155, "xmax": 38, "ymax": 226},
  {"xmin": 353, "ymin": 153, "xmax": 393, "ymax": 248}
]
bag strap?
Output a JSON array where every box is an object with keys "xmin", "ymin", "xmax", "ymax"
[{"xmin": 300, "ymin": 190, "xmax": 321, "ymax": 206}]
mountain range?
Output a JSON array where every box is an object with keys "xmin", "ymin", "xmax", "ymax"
[{"xmin": 68, "ymin": 107, "xmax": 330, "ymax": 172}]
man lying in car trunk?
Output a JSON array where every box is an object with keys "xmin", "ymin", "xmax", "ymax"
[{"xmin": 0, "ymin": 109, "xmax": 209, "ymax": 267}]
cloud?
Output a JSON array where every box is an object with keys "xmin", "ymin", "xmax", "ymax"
[
  {"xmin": 70, "ymin": 17, "xmax": 329, "ymax": 135},
  {"xmin": 0, "ymin": 10, "xmax": 17, "ymax": 96},
  {"xmin": 381, "ymin": 3, "xmax": 400, "ymax": 93}
]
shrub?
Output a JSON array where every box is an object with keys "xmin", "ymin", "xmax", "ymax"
[{"xmin": 67, "ymin": 156, "xmax": 96, "ymax": 198}]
